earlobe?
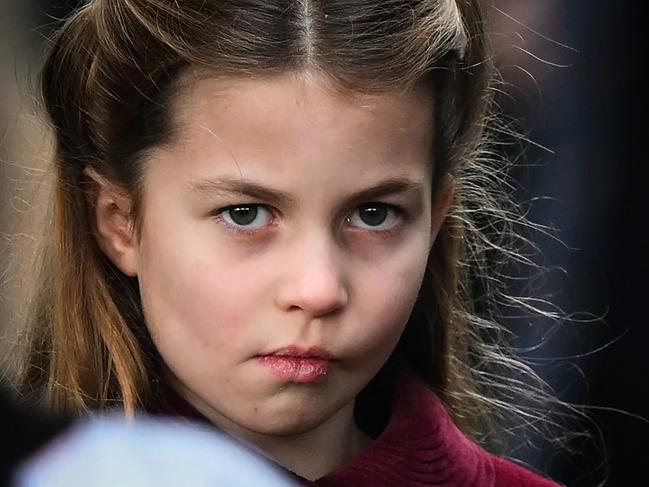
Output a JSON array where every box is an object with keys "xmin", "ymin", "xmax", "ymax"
[
  {"xmin": 430, "ymin": 173, "xmax": 455, "ymax": 248},
  {"xmin": 83, "ymin": 167, "xmax": 139, "ymax": 277}
]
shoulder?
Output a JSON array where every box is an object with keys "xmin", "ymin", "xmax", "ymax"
[{"xmin": 490, "ymin": 455, "xmax": 564, "ymax": 487}]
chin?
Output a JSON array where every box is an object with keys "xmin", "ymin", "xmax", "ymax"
[
  {"xmin": 238, "ymin": 399, "xmax": 336, "ymax": 437},
  {"xmin": 254, "ymin": 410, "xmax": 328, "ymax": 437}
]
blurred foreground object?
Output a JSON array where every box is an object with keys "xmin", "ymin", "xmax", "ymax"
[{"xmin": 11, "ymin": 413, "xmax": 296, "ymax": 487}]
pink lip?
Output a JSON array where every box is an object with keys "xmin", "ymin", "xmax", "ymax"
[
  {"xmin": 256, "ymin": 346, "xmax": 335, "ymax": 383},
  {"xmin": 268, "ymin": 346, "xmax": 336, "ymax": 360}
]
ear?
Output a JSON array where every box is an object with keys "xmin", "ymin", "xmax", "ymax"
[
  {"xmin": 84, "ymin": 166, "xmax": 139, "ymax": 277},
  {"xmin": 430, "ymin": 173, "xmax": 455, "ymax": 248}
]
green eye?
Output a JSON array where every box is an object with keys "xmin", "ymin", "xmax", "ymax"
[
  {"xmin": 358, "ymin": 204, "xmax": 389, "ymax": 226},
  {"xmin": 212, "ymin": 202, "xmax": 405, "ymax": 235},
  {"xmin": 216, "ymin": 204, "xmax": 273, "ymax": 231},
  {"xmin": 227, "ymin": 206, "xmax": 260, "ymax": 226},
  {"xmin": 347, "ymin": 203, "xmax": 403, "ymax": 231}
]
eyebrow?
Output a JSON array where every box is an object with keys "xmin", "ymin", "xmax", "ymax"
[{"xmin": 187, "ymin": 175, "xmax": 425, "ymax": 207}]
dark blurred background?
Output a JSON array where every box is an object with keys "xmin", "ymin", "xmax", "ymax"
[{"xmin": 1, "ymin": 1, "xmax": 647, "ymax": 486}]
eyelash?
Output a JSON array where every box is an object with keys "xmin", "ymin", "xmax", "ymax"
[{"xmin": 210, "ymin": 203, "xmax": 408, "ymax": 237}]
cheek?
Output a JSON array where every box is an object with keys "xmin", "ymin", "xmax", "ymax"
[
  {"xmin": 136, "ymin": 225, "xmax": 262, "ymax": 361},
  {"xmin": 349, "ymin": 239, "xmax": 430, "ymax": 358}
]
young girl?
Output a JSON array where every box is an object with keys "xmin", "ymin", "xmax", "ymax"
[{"xmin": 7, "ymin": 0, "xmax": 573, "ymax": 485}]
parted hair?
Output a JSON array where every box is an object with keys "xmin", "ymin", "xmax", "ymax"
[{"xmin": 8, "ymin": 0, "xmax": 581, "ymax": 460}]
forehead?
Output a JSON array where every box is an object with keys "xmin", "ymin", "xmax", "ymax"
[
  {"xmin": 170, "ymin": 70, "xmax": 433, "ymax": 145},
  {"xmin": 173, "ymin": 69, "xmax": 433, "ymax": 115},
  {"xmin": 153, "ymin": 71, "xmax": 435, "ymax": 190}
]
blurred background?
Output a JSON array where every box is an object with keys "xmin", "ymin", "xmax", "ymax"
[{"xmin": 1, "ymin": 1, "xmax": 646, "ymax": 486}]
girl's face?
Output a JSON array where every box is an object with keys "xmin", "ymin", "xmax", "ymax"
[{"xmin": 130, "ymin": 72, "xmax": 448, "ymax": 438}]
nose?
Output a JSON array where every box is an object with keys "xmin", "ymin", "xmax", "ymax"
[{"xmin": 274, "ymin": 233, "xmax": 349, "ymax": 318}]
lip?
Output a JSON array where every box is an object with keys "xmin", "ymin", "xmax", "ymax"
[
  {"xmin": 256, "ymin": 345, "xmax": 336, "ymax": 383},
  {"xmin": 266, "ymin": 345, "xmax": 336, "ymax": 360}
]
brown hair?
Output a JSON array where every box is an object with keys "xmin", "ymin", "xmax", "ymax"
[{"xmin": 8, "ymin": 0, "xmax": 582, "ymax": 460}]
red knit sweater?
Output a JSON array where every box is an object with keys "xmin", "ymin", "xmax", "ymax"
[
  {"xmin": 153, "ymin": 373, "xmax": 563, "ymax": 487},
  {"xmin": 305, "ymin": 373, "xmax": 562, "ymax": 486}
]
